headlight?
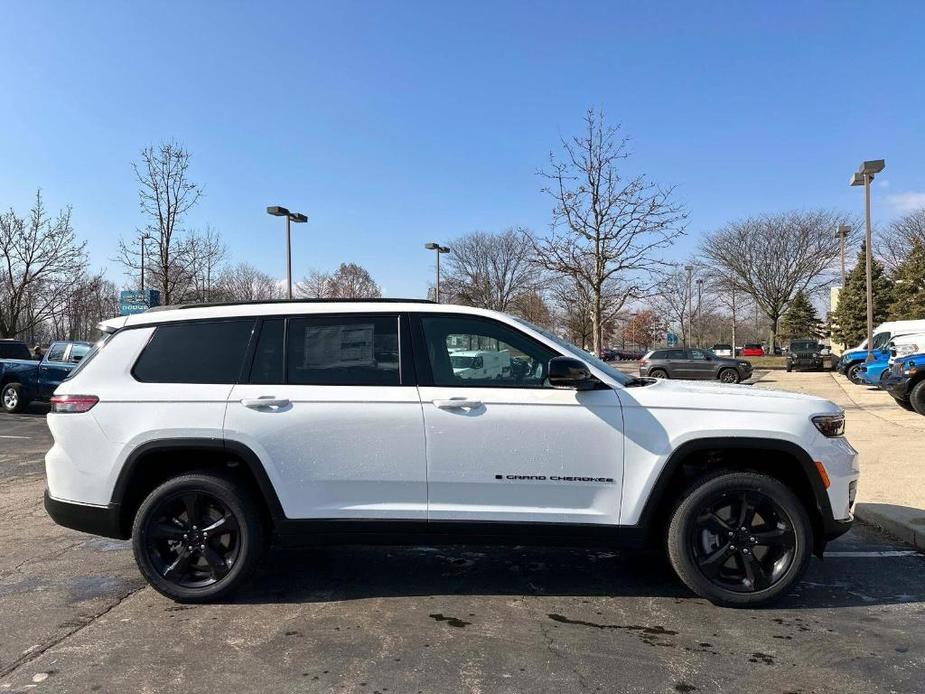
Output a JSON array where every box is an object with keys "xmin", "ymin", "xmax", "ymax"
[
  {"xmin": 812, "ymin": 352, "xmax": 820, "ymax": 358},
  {"xmin": 896, "ymin": 344, "xmax": 920, "ymax": 357},
  {"xmin": 812, "ymin": 414, "xmax": 845, "ymax": 437}
]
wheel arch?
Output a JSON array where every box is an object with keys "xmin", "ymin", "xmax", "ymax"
[
  {"xmin": 111, "ymin": 438, "xmax": 286, "ymax": 537},
  {"xmin": 637, "ymin": 437, "xmax": 833, "ymax": 555}
]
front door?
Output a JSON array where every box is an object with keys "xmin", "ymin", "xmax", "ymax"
[
  {"xmin": 687, "ymin": 349, "xmax": 715, "ymax": 380},
  {"xmin": 414, "ymin": 314, "xmax": 624, "ymax": 525},
  {"xmin": 224, "ymin": 314, "xmax": 427, "ymax": 520}
]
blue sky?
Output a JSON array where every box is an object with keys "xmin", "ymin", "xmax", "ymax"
[{"xmin": 2, "ymin": 1, "xmax": 923, "ymax": 298}]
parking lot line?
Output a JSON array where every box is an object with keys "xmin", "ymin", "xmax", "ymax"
[{"xmin": 825, "ymin": 550, "xmax": 921, "ymax": 558}]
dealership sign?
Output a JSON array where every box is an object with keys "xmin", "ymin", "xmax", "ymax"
[{"xmin": 119, "ymin": 289, "xmax": 161, "ymax": 316}]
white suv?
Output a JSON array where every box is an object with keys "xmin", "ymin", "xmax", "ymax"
[{"xmin": 44, "ymin": 300, "xmax": 858, "ymax": 606}]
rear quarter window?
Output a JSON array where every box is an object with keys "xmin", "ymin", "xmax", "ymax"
[
  {"xmin": 649, "ymin": 351, "xmax": 666, "ymax": 360},
  {"xmin": 133, "ymin": 319, "xmax": 255, "ymax": 384}
]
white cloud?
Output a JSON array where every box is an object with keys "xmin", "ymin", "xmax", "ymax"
[{"xmin": 887, "ymin": 191, "xmax": 925, "ymax": 213}]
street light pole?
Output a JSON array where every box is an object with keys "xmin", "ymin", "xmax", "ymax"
[
  {"xmin": 836, "ymin": 225, "xmax": 850, "ymax": 288},
  {"xmin": 684, "ymin": 265, "xmax": 693, "ymax": 348},
  {"xmin": 424, "ymin": 243, "xmax": 451, "ymax": 302},
  {"xmin": 850, "ymin": 160, "xmax": 885, "ymax": 362},
  {"xmin": 696, "ymin": 278, "xmax": 703, "ymax": 348},
  {"xmin": 139, "ymin": 233, "xmax": 152, "ymax": 293},
  {"xmin": 267, "ymin": 206, "xmax": 308, "ymax": 299}
]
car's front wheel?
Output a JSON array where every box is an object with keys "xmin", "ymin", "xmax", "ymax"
[
  {"xmin": 132, "ymin": 472, "xmax": 265, "ymax": 603},
  {"xmin": 909, "ymin": 380, "xmax": 925, "ymax": 416},
  {"xmin": 667, "ymin": 471, "xmax": 812, "ymax": 608},
  {"xmin": 1, "ymin": 383, "xmax": 28, "ymax": 413},
  {"xmin": 718, "ymin": 368, "xmax": 740, "ymax": 384}
]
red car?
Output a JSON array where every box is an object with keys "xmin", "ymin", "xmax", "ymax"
[{"xmin": 741, "ymin": 343, "xmax": 765, "ymax": 357}]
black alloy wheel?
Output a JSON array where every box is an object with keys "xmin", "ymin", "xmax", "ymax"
[
  {"xmin": 132, "ymin": 472, "xmax": 264, "ymax": 603},
  {"xmin": 667, "ymin": 471, "xmax": 812, "ymax": 607},
  {"xmin": 650, "ymin": 369, "xmax": 669, "ymax": 379},
  {"xmin": 689, "ymin": 491, "xmax": 795, "ymax": 593},
  {"xmin": 718, "ymin": 368, "xmax": 740, "ymax": 384}
]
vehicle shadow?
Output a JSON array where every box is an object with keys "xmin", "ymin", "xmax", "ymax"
[{"xmin": 235, "ymin": 543, "xmax": 924, "ymax": 609}]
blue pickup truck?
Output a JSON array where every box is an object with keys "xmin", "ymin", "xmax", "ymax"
[{"xmin": 0, "ymin": 339, "xmax": 92, "ymax": 413}]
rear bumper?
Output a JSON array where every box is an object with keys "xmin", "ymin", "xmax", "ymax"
[{"xmin": 44, "ymin": 490, "xmax": 127, "ymax": 539}]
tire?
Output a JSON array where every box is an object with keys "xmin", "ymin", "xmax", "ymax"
[
  {"xmin": 650, "ymin": 369, "xmax": 669, "ymax": 379},
  {"xmin": 894, "ymin": 396, "xmax": 915, "ymax": 412},
  {"xmin": 132, "ymin": 471, "xmax": 265, "ymax": 603},
  {"xmin": 718, "ymin": 368, "xmax": 740, "ymax": 384},
  {"xmin": 786, "ymin": 363, "xmax": 792, "ymax": 373},
  {"xmin": 667, "ymin": 471, "xmax": 813, "ymax": 608},
  {"xmin": 846, "ymin": 363, "xmax": 864, "ymax": 384},
  {"xmin": 909, "ymin": 380, "xmax": 925, "ymax": 416},
  {"xmin": 1, "ymin": 383, "xmax": 28, "ymax": 413}
]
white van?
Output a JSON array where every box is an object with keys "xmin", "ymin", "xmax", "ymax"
[
  {"xmin": 851, "ymin": 320, "xmax": 925, "ymax": 352},
  {"xmin": 449, "ymin": 349, "xmax": 512, "ymax": 380}
]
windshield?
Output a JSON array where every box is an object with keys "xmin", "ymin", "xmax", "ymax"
[{"xmin": 510, "ymin": 317, "xmax": 634, "ymax": 385}]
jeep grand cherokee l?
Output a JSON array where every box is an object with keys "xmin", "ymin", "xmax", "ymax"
[{"xmin": 44, "ymin": 299, "xmax": 858, "ymax": 607}]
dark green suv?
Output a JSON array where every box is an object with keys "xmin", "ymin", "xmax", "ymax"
[{"xmin": 786, "ymin": 339, "xmax": 829, "ymax": 372}]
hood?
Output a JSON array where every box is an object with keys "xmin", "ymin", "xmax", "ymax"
[{"xmin": 625, "ymin": 377, "xmax": 839, "ymax": 415}]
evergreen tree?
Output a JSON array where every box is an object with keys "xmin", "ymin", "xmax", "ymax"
[
  {"xmin": 781, "ymin": 291, "xmax": 823, "ymax": 339},
  {"xmin": 830, "ymin": 243, "xmax": 892, "ymax": 346},
  {"xmin": 888, "ymin": 238, "xmax": 925, "ymax": 320}
]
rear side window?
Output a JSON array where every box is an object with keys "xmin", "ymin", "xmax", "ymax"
[
  {"xmin": 649, "ymin": 351, "xmax": 666, "ymax": 360},
  {"xmin": 286, "ymin": 315, "xmax": 400, "ymax": 386},
  {"xmin": 133, "ymin": 320, "xmax": 255, "ymax": 384},
  {"xmin": 666, "ymin": 350, "xmax": 686, "ymax": 360},
  {"xmin": 0, "ymin": 342, "xmax": 31, "ymax": 359}
]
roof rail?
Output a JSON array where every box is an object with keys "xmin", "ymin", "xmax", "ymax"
[{"xmin": 144, "ymin": 298, "xmax": 435, "ymax": 312}]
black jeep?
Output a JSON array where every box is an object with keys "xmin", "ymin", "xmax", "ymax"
[{"xmin": 786, "ymin": 339, "xmax": 829, "ymax": 372}]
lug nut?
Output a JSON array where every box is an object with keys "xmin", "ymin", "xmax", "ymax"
[{"xmin": 730, "ymin": 545, "xmax": 736, "ymax": 550}]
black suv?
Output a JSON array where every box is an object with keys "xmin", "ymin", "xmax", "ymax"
[
  {"xmin": 639, "ymin": 348, "xmax": 753, "ymax": 383},
  {"xmin": 786, "ymin": 339, "xmax": 828, "ymax": 372}
]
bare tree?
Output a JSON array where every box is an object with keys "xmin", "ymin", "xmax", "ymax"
[
  {"xmin": 297, "ymin": 262, "xmax": 381, "ymax": 299},
  {"xmin": 534, "ymin": 108, "xmax": 687, "ymax": 354},
  {"xmin": 442, "ymin": 228, "xmax": 542, "ymax": 311},
  {"xmin": 215, "ymin": 263, "xmax": 283, "ymax": 302},
  {"xmin": 880, "ymin": 208, "xmax": 925, "ymax": 271},
  {"xmin": 117, "ymin": 142, "xmax": 203, "ymax": 305},
  {"xmin": 550, "ymin": 276, "xmax": 594, "ymax": 349},
  {"xmin": 49, "ymin": 272, "xmax": 119, "ymax": 341},
  {"xmin": 0, "ymin": 190, "xmax": 87, "ymax": 338},
  {"xmin": 650, "ymin": 265, "xmax": 697, "ymax": 347},
  {"xmin": 187, "ymin": 226, "xmax": 227, "ymax": 303},
  {"xmin": 701, "ymin": 210, "xmax": 851, "ymax": 350}
]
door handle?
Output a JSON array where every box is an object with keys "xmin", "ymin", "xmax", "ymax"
[
  {"xmin": 432, "ymin": 398, "xmax": 483, "ymax": 410},
  {"xmin": 241, "ymin": 397, "xmax": 290, "ymax": 409}
]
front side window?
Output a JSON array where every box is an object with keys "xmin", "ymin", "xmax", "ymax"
[
  {"xmin": 46, "ymin": 343, "xmax": 67, "ymax": 362},
  {"xmin": 690, "ymin": 349, "xmax": 708, "ymax": 361},
  {"xmin": 286, "ymin": 315, "xmax": 399, "ymax": 386},
  {"xmin": 419, "ymin": 315, "xmax": 557, "ymax": 388},
  {"xmin": 67, "ymin": 343, "xmax": 91, "ymax": 363},
  {"xmin": 133, "ymin": 319, "xmax": 255, "ymax": 383}
]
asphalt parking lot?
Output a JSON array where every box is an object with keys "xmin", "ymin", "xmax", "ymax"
[{"xmin": 2, "ymin": 399, "xmax": 924, "ymax": 693}]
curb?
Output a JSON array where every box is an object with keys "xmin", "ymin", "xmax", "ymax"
[{"xmin": 854, "ymin": 503, "xmax": 925, "ymax": 552}]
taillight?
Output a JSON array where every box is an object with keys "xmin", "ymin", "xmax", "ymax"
[
  {"xmin": 50, "ymin": 395, "xmax": 99, "ymax": 413},
  {"xmin": 640, "ymin": 359, "xmax": 647, "ymax": 366}
]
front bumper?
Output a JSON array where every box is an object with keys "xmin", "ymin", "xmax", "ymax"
[
  {"xmin": 790, "ymin": 357, "xmax": 824, "ymax": 370},
  {"xmin": 883, "ymin": 375, "xmax": 911, "ymax": 400},
  {"xmin": 44, "ymin": 490, "xmax": 127, "ymax": 539}
]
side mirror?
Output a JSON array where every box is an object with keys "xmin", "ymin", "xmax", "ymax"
[{"xmin": 548, "ymin": 356, "xmax": 598, "ymax": 390}]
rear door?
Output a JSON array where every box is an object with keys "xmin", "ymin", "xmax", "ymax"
[{"xmin": 224, "ymin": 313, "xmax": 427, "ymax": 520}]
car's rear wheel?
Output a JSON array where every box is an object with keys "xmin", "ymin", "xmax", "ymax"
[
  {"xmin": 846, "ymin": 363, "xmax": 864, "ymax": 384},
  {"xmin": 650, "ymin": 369, "xmax": 668, "ymax": 379},
  {"xmin": 719, "ymin": 368, "xmax": 740, "ymax": 384},
  {"xmin": 667, "ymin": 471, "xmax": 812, "ymax": 608},
  {"xmin": 1, "ymin": 383, "xmax": 28, "ymax": 413},
  {"xmin": 132, "ymin": 472, "xmax": 265, "ymax": 603},
  {"xmin": 909, "ymin": 380, "xmax": 925, "ymax": 416}
]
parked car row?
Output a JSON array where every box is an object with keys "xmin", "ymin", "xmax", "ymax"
[
  {"xmin": 835, "ymin": 319, "xmax": 925, "ymax": 416},
  {"xmin": 0, "ymin": 338, "xmax": 92, "ymax": 413}
]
